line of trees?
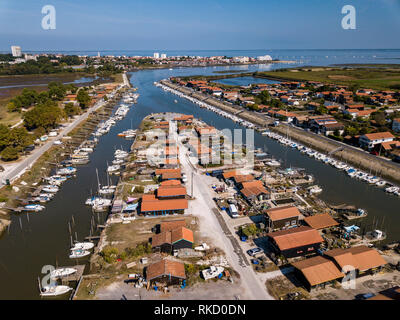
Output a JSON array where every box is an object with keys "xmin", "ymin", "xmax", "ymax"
[{"xmin": 0, "ymin": 125, "xmax": 33, "ymax": 161}]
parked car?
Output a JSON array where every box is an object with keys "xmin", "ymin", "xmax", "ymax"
[
  {"xmin": 0, "ymin": 166, "xmax": 4, "ymax": 172},
  {"xmin": 246, "ymin": 247, "xmax": 263, "ymax": 257}
]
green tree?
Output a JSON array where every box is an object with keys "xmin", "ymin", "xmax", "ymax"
[
  {"xmin": 64, "ymin": 103, "xmax": 81, "ymax": 117},
  {"xmin": 77, "ymin": 89, "xmax": 91, "ymax": 109},
  {"xmin": 48, "ymin": 82, "xmax": 66, "ymax": 100},
  {"xmin": 1, "ymin": 146, "xmax": 19, "ymax": 161},
  {"xmin": 23, "ymin": 101, "xmax": 62, "ymax": 130}
]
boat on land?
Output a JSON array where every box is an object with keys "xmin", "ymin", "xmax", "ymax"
[{"xmin": 201, "ymin": 266, "xmax": 224, "ymax": 280}]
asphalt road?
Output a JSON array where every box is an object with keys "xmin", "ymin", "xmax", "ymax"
[{"xmin": 174, "ymin": 122, "xmax": 273, "ymax": 300}]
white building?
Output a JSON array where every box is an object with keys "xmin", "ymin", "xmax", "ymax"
[
  {"xmin": 24, "ymin": 54, "xmax": 37, "ymax": 61},
  {"xmin": 153, "ymin": 52, "xmax": 160, "ymax": 59},
  {"xmin": 257, "ymin": 55, "xmax": 272, "ymax": 61},
  {"xmin": 160, "ymin": 53, "xmax": 167, "ymax": 59},
  {"xmin": 232, "ymin": 56, "xmax": 249, "ymax": 63},
  {"xmin": 359, "ymin": 132, "xmax": 395, "ymax": 150},
  {"xmin": 11, "ymin": 46, "xmax": 22, "ymax": 57}
]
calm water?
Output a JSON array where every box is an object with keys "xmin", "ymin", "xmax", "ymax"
[{"xmin": 0, "ymin": 58, "xmax": 399, "ymax": 299}]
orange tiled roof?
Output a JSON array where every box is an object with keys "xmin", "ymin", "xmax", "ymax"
[
  {"xmin": 146, "ymin": 259, "xmax": 186, "ymax": 281},
  {"xmin": 266, "ymin": 205, "xmax": 301, "ymax": 222},
  {"xmin": 267, "ymin": 226, "xmax": 324, "ymax": 251}
]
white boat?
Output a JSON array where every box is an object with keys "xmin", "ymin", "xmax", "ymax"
[
  {"xmin": 376, "ymin": 180, "xmax": 387, "ymax": 187},
  {"xmin": 69, "ymin": 249, "xmax": 91, "ymax": 259},
  {"xmin": 385, "ymin": 186, "xmax": 399, "ymax": 193},
  {"xmin": 99, "ymin": 186, "xmax": 116, "ymax": 196},
  {"xmin": 50, "ymin": 268, "xmax": 77, "ymax": 279},
  {"xmin": 71, "ymin": 242, "xmax": 94, "ymax": 251},
  {"xmin": 112, "ymin": 159, "xmax": 125, "ymax": 165},
  {"xmin": 201, "ymin": 266, "xmax": 224, "ymax": 280},
  {"xmin": 24, "ymin": 204, "xmax": 45, "ymax": 212},
  {"xmin": 308, "ymin": 185, "xmax": 323, "ymax": 194},
  {"xmin": 40, "ymin": 285, "xmax": 72, "ymax": 297},
  {"xmin": 42, "ymin": 185, "xmax": 59, "ymax": 193},
  {"xmin": 266, "ymin": 160, "xmax": 281, "ymax": 167},
  {"xmin": 107, "ymin": 165, "xmax": 120, "ymax": 173}
]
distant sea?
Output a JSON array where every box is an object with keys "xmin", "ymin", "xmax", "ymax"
[{"xmin": 2, "ymin": 49, "xmax": 400, "ymax": 66}]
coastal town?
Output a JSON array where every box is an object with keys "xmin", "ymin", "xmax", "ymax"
[{"xmin": 1, "ymin": 45, "xmax": 400, "ymax": 301}]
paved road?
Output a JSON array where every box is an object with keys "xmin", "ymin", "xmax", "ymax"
[
  {"xmin": 174, "ymin": 123, "xmax": 273, "ymax": 300},
  {"xmin": 1, "ymin": 73, "xmax": 130, "ymax": 185}
]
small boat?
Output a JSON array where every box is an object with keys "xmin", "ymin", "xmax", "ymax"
[
  {"xmin": 42, "ymin": 185, "xmax": 59, "ymax": 193},
  {"xmin": 308, "ymin": 185, "xmax": 323, "ymax": 194},
  {"xmin": 376, "ymin": 180, "xmax": 387, "ymax": 187},
  {"xmin": 71, "ymin": 242, "xmax": 94, "ymax": 251},
  {"xmin": 201, "ymin": 266, "xmax": 224, "ymax": 280},
  {"xmin": 24, "ymin": 204, "xmax": 45, "ymax": 212},
  {"xmin": 40, "ymin": 285, "xmax": 72, "ymax": 297},
  {"xmin": 266, "ymin": 160, "xmax": 281, "ymax": 167},
  {"xmin": 69, "ymin": 249, "xmax": 90, "ymax": 259},
  {"xmin": 50, "ymin": 268, "xmax": 77, "ymax": 280},
  {"xmin": 107, "ymin": 165, "xmax": 120, "ymax": 173}
]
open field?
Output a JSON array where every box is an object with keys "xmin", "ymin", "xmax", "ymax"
[{"xmin": 257, "ymin": 66, "xmax": 400, "ymax": 90}]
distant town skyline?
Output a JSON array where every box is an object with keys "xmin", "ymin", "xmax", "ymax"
[{"xmin": 1, "ymin": 0, "xmax": 400, "ymax": 51}]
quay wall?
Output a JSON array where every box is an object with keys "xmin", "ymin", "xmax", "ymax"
[{"xmin": 160, "ymin": 80, "xmax": 400, "ymax": 185}]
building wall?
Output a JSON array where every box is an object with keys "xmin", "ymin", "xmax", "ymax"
[
  {"xmin": 173, "ymin": 239, "xmax": 193, "ymax": 250},
  {"xmin": 269, "ymin": 217, "xmax": 299, "ymax": 230}
]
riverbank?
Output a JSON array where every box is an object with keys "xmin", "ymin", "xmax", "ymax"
[
  {"xmin": 159, "ymin": 79, "xmax": 400, "ymax": 186},
  {"xmin": 0, "ymin": 73, "xmax": 131, "ymax": 229}
]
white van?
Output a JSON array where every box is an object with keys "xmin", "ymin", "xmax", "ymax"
[{"xmin": 228, "ymin": 204, "xmax": 239, "ymax": 218}]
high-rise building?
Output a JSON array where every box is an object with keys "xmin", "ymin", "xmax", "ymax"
[
  {"xmin": 153, "ymin": 52, "xmax": 160, "ymax": 59},
  {"xmin": 11, "ymin": 46, "xmax": 22, "ymax": 57},
  {"xmin": 161, "ymin": 53, "xmax": 167, "ymax": 59}
]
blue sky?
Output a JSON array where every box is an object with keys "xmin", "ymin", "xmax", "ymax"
[{"xmin": 0, "ymin": 0, "xmax": 400, "ymax": 51}]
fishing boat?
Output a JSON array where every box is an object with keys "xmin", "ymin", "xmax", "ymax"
[
  {"xmin": 50, "ymin": 268, "xmax": 77, "ymax": 280},
  {"xmin": 266, "ymin": 160, "xmax": 281, "ymax": 167},
  {"xmin": 56, "ymin": 166, "xmax": 77, "ymax": 175},
  {"xmin": 376, "ymin": 180, "xmax": 387, "ymax": 187},
  {"xmin": 69, "ymin": 249, "xmax": 90, "ymax": 259},
  {"xmin": 42, "ymin": 185, "xmax": 59, "ymax": 193},
  {"xmin": 71, "ymin": 242, "xmax": 94, "ymax": 251},
  {"xmin": 308, "ymin": 185, "xmax": 323, "ymax": 194},
  {"xmin": 24, "ymin": 204, "xmax": 45, "ymax": 212},
  {"xmin": 107, "ymin": 165, "xmax": 120, "ymax": 173},
  {"xmin": 99, "ymin": 185, "xmax": 116, "ymax": 196},
  {"xmin": 40, "ymin": 285, "xmax": 72, "ymax": 297},
  {"xmin": 385, "ymin": 186, "xmax": 399, "ymax": 193},
  {"xmin": 112, "ymin": 159, "xmax": 125, "ymax": 165}
]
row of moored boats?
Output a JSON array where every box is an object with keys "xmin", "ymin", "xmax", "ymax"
[{"xmin": 262, "ymin": 130, "xmax": 400, "ymax": 196}]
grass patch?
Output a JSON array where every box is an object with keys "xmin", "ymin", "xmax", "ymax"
[{"xmin": 257, "ymin": 66, "xmax": 400, "ymax": 90}]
